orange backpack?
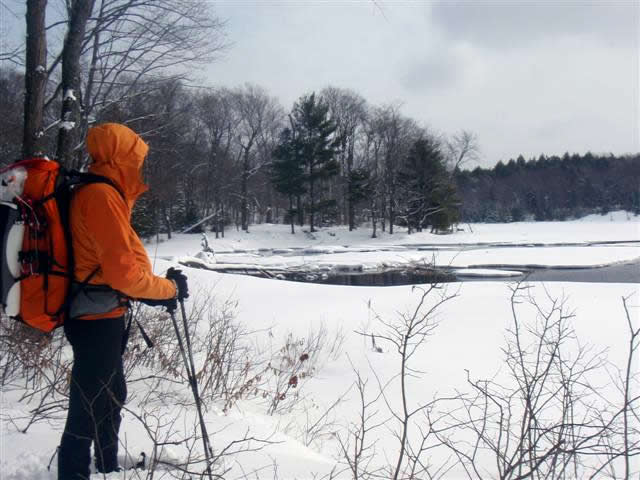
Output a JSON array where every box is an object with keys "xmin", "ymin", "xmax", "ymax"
[{"xmin": 0, "ymin": 157, "xmax": 120, "ymax": 332}]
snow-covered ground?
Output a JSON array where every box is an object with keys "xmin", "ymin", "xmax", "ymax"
[
  {"xmin": 152, "ymin": 211, "xmax": 640, "ymax": 258},
  {"xmin": 1, "ymin": 212, "xmax": 639, "ymax": 479},
  {"xmin": 151, "ymin": 211, "xmax": 640, "ymax": 278}
]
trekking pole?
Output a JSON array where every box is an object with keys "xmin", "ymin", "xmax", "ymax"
[
  {"xmin": 168, "ymin": 304, "xmax": 214, "ymax": 480},
  {"xmin": 178, "ymin": 299, "xmax": 215, "ymax": 458}
]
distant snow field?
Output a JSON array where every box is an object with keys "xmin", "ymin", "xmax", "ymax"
[
  {"xmin": 1, "ymin": 213, "xmax": 638, "ymax": 479},
  {"xmin": 155, "ymin": 211, "xmax": 640, "ymax": 279}
]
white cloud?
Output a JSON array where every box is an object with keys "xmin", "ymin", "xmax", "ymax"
[
  {"xmin": 3, "ymin": 1, "xmax": 636, "ymax": 167},
  {"xmin": 430, "ymin": 1, "xmax": 638, "ymax": 49}
]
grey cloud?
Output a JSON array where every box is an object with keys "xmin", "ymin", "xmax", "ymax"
[
  {"xmin": 401, "ymin": 53, "xmax": 461, "ymax": 92},
  {"xmin": 430, "ymin": 1, "xmax": 638, "ymax": 49}
]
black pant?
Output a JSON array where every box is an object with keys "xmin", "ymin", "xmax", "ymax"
[{"xmin": 58, "ymin": 316, "xmax": 127, "ymax": 479}]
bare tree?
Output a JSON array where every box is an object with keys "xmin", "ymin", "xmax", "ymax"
[
  {"xmin": 80, "ymin": 0, "xmax": 226, "ymax": 123},
  {"xmin": 352, "ymin": 284, "xmax": 459, "ymax": 479},
  {"xmin": 367, "ymin": 104, "xmax": 421, "ymax": 234},
  {"xmin": 39, "ymin": 0, "xmax": 226, "ymax": 166},
  {"xmin": 321, "ymin": 86, "xmax": 368, "ymax": 230},
  {"xmin": 232, "ymin": 84, "xmax": 284, "ymax": 232},
  {"xmin": 336, "ymin": 362, "xmax": 387, "ymax": 480},
  {"xmin": 430, "ymin": 285, "xmax": 640, "ymax": 479},
  {"xmin": 0, "ymin": 69, "xmax": 25, "ymax": 161},
  {"xmin": 0, "ymin": 3, "xmax": 24, "ymax": 66},
  {"xmin": 22, "ymin": 0, "xmax": 48, "ymax": 157},
  {"xmin": 194, "ymin": 88, "xmax": 238, "ymax": 237},
  {"xmin": 55, "ymin": 0, "xmax": 96, "ymax": 166},
  {"xmin": 361, "ymin": 111, "xmax": 385, "ymax": 238},
  {"xmin": 445, "ymin": 129, "xmax": 480, "ymax": 173}
]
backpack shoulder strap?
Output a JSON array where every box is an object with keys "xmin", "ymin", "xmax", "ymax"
[
  {"xmin": 66, "ymin": 170, "xmax": 126, "ymax": 203},
  {"xmin": 36, "ymin": 169, "xmax": 126, "ymax": 206}
]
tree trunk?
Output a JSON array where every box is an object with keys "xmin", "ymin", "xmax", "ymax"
[
  {"xmin": 381, "ymin": 200, "xmax": 386, "ymax": 232},
  {"xmin": 347, "ymin": 140, "xmax": 355, "ymax": 231},
  {"xmin": 342, "ymin": 163, "xmax": 348, "ymax": 225},
  {"xmin": 348, "ymin": 195, "xmax": 355, "ymax": 231},
  {"xmin": 22, "ymin": 0, "xmax": 48, "ymax": 158},
  {"xmin": 82, "ymin": 0, "xmax": 106, "ymax": 131},
  {"xmin": 241, "ymin": 144, "xmax": 251, "ymax": 232},
  {"xmin": 56, "ymin": 0, "xmax": 96, "ymax": 168},
  {"xmin": 163, "ymin": 207, "xmax": 172, "ymax": 240},
  {"xmin": 371, "ymin": 197, "xmax": 377, "ymax": 239},
  {"xmin": 296, "ymin": 195, "xmax": 303, "ymax": 227},
  {"xmin": 388, "ymin": 188, "xmax": 395, "ymax": 234},
  {"xmin": 309, "ymin": 164, "xmax": 315, "ymax": 232},
  {"xmin": 220, "ymin": 203, "xmax": 225, "ymax": 238},
  {"xmin": 289, "ymin": 195, "xmax": 295, "ymax": 234}
]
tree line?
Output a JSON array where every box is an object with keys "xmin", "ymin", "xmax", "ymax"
[
  {"xmin": 2, "ymin": 60, "xmax": 470, "ymax": 239},
  {"xmin": 456, "ymin": 153, "xmax": 640, "ymax": 223},
  {"xmin": 1, "ymin": 1, "xmax": 636, "ymax": 240}
]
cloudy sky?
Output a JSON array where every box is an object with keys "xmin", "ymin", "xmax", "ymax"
[{"xmin": 209, "ymin": 1, "xmax": 638, "ymax": 167}]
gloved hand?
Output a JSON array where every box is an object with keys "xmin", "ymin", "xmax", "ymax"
[
  {"xmin": 166, "ymin": 267, "xmax": 189, "ymax": 301},
  {"xmin": 138, "ymin": 297, "xmax": 177, "ymax": 313}
]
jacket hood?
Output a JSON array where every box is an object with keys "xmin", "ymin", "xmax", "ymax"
[{"xmin": 86, "ymin": 123, "xmax": 149, "ymax": 207}]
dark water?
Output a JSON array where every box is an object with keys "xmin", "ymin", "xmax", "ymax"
[
  {"xmin": 244, "ymin": 260, "xmax": 640, "ymax": 287},
  {"xmin": 281, "ymin": 269, "xmax": 456, "ymax": 287},
  {"xmin": 191, "ymin": 241, "xmax": 640, "ymax": 287},
  {"xmin": 503, "ymin": 261, "xmax": 640, "ymax": 284}
]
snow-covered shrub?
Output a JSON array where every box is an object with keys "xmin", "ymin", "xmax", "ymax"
[
  {"xmin": 263, "ymin": 324, "xmax": 344, "ymax": 416},
  {"xmin": 0, "ymin": 318, "xmax": 70, "ymax": 432},
  {"xmin": 430, "ymin": 286, "xmax": 640, "ymax": 479},
  {"xmin": 214, "ymin": 322, "xmax": 344, "ymax": 416},
  {"xmin": 124, "ymin": 293, "xmax": 250, "ymax": 408},
  {"xmin": 338, "ymin": 285, "xmax": 639, "ymax": 479}
]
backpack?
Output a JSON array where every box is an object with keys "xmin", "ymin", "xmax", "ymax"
[{"xmin": 0, "ymin": 157, "xmax": 122, "ymax": 333}]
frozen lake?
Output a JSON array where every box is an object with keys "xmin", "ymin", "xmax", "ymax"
[{"xmin": 177, "ymin": 240, "xmax": 640, "ymax": 284}]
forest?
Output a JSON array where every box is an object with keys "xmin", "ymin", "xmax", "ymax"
[
  {"xmin": 2, "ymin": 1, "xmax": 637, "ymax": 241},
  {"xmin": 457, "ymin": 152, "xmax": 640, "ymax": 223}
]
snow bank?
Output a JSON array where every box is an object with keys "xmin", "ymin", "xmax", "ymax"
[{"xmin": 2, "ymin": 217, "xmax": 639, "ymax": 478}]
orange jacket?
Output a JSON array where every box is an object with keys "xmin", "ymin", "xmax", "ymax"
[{"xmin": 71, "ymin": 123, "xmax": 176, "ymax": 319}]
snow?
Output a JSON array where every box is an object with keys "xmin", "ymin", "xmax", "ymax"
[
  {"xmin": 2, "ymin": 213, "xmax": 639, "ymax": 478},
  {"xmin": 63, "ymin": 89, "xmax": 76, "ymax": 102},
  {"xmin": 153, "ymin": 211, "xmax": 639, "ymax": 259},
  {"xmin": 59, "ymin": 121, "xmax": 76, "ymax": 131},
  {"xmin": 453, "ymin": 268, "xmax": 523, "ymax": 277},
  {"xmin": 153, "ymin": 212, "xmax": 640, "ymax": 275}
]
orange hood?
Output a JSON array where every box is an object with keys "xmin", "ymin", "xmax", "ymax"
[{"xmin": 86, "ymin": 123, "xmax": 149, "ymax": 208}]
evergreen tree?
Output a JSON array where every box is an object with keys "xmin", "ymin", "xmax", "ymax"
[
  {"xmin": 347, "ymin": 167, "xmax": 373, "ymax": 226},
  {"xmin": 398, "ymin": 137, "xmax": 458, "ymax": 233},
  {"xmin": 272, "ymin": 128, "xmax": 307, "ymax": 233},
  {"xmin": 289, "ymin": 92, "xmax": 341, "ymax": 232},
  {"xmin": 131, "ymin": 191, "xmax": 158, "ymax": 239}
]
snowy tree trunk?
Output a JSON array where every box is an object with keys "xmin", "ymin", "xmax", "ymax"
[
  {"xmin": 23, "ymin": 0, "xmax": 47, "ymax": 158},
  {"xmin": 56, "ymin": 0, "xmax": 96, "ymax": 168}
]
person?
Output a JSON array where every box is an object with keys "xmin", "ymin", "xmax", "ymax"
[{"xmin": 58, "ymin": 123, "xmax": 189, "ymax": 479}]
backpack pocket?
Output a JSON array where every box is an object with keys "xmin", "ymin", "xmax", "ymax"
[{"xmin": 69, "ymin": 283, "xmax": 126, "ymax": 319}]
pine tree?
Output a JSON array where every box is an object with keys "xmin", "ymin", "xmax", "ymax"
[
  {"xmin": 347, "ymin": 167, "xmax": 373, "ymax": 227},
  {"xmin": 289, "ymin": 93, "xmax": 341, "ymax": 232},
  {"xmin": 398, "ymin": 138, "xmax": 459, "ymax": 233},
  {"xmin": 272, "ymin": 128, "xmax": 306, "ymax": 234}
]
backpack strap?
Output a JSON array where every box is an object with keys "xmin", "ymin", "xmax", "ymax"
[
  {"xmin": 37, "ymin": 170, "xmax": 126, "ymax": 206},
  {"xmin": 65, "ymin": 170, "xmax": 126, "ymax": 203},
  {"xmin": 59, "ymin": 172, "xmax": 128, "ymax": 320}
]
